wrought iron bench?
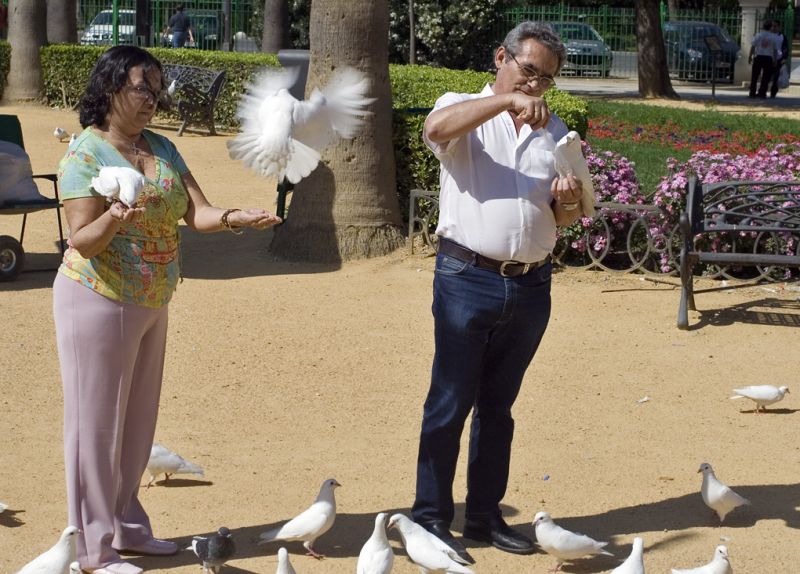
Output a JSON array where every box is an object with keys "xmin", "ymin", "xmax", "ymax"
[
  {"xmin": 162, "ymin": 64, "xmax": 226, "ymax": 136},
  {"xmin": 677, "ymin": 177, "xmax": 800, "ymax": 329}
]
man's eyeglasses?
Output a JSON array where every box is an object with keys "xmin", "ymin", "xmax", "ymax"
[
  {"xmin": 126, "ymin": 83, "xmax": 166, "ymax": 103},
  {"xmin": 506, "ymin": 52, "xmax": 556, "ymax": 89}
]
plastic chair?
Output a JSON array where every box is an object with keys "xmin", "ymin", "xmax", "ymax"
[{"xmin": 0, "ymin": 114, "xmax": 65, "ymax": 281}]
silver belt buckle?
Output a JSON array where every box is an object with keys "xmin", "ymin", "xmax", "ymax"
[{"xmin": 500, "ymin": 260, "xmax": 530, "ymax": 277}]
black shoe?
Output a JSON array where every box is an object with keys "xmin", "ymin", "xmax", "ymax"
[
  {"xmin": 463, "ymin": 514, "xmax": 536, "ymax": 555},
  {"xmin": 420, "ymin": 521, "xmax": 476, "ymax": 564}
]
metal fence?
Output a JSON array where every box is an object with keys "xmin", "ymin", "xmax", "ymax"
[
  {"xmin": 501, "ymin": 2, "xmax": 794, "ymax": 82},
  {"xmin": 76, "ymin": 0, "xmax": 259, "ymax": 52}
]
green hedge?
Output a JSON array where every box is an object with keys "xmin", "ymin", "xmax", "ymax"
[
  {"xmin": 37, "ymin": 45, "xmax": 589, "ymax": 221},
  {"xmin": 0, "ymin": 41, "xmax": 10, "ymax": 101}
]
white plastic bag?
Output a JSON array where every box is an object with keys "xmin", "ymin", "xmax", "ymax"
[{"xmin": 779, "ymin": 63, "xmax": 790, "ymax": 90}]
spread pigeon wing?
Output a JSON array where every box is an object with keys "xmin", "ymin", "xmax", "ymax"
[{"xmin": 554, "ymin": 131, "xmax": 596, "ymax": 218}]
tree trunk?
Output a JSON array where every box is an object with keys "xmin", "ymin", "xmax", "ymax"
[
  {"xmin": 667, "ymin": 0, "xmax": 680, "ymax": 20},
  {"xmin": 47, "ymin": 0, "xmax": 77, "ymax": 44},
  {"xmin": 262, "ymin": 0, "xmax": 289, "ymax": 53},
  {"xmin": 5, "ymin": 0, "xmax": 47, "ymax": 102},
  {"xmin": 636, "ymin": 0, "xmax": 679, "ymax": 99},
  {"xmin": 269, "ymin": 0, "xmax": 404, "ymax": 263}
]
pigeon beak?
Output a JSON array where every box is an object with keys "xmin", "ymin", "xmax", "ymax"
[{"xmin": 334, "ymin": 480, "xmax": 342, "ymax": 487}]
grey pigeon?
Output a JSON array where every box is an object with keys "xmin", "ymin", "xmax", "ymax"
[
  {"xmin": 671, "ymin": 545, "xmax": 732, "ymax": 574},
  {"xmin": 190, "ymin": 527, "xmax": 236, "ymax": 574},
  {"xmin": 730, "ymin": 385, "xmax": 789, "ymax": 412},
  {"xmin": 698, "ymin": 463, "xmax": 750, "ymax": 523},
  {"xmin": 258, "ymin": 478, "xmax": 340, "ymax": 559},
  {"xmin": 146, "ymin": 443, "xmax": 204, "ymax": 488},
  {"xmin": 15, "ymin": 525, "xmax": 80, "ymax": 574}
]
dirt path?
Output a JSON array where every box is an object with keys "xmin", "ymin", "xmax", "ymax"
[{"xmin": 1, "ymin": 102, "xmax": 798, "ymax": 573}]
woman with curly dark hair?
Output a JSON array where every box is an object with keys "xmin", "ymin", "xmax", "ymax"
[{"xmin": 53, "ymin": 46, "xmax": 281, "ymax": 574}]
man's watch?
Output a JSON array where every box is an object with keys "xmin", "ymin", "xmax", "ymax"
[{"xmin": 560, "ymin": 202, "xmax": 580, "ymax": 211}]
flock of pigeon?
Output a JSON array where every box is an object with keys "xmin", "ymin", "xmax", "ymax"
[
  {"xmin": 10, "ymin": 381, "xmax": 789, "ymax": 574},
  {"xmin": 20, "ymin": 64, "xmax": 792, "ymax": 574}
]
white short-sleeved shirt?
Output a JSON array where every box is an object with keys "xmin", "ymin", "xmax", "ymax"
[
  {"xmin": 423, "ymin": 84, "xmax": 569, "ymax": 263},
  {"xmin": 752, "ymin": 31, "xmax": 778, "ymax": 58}
]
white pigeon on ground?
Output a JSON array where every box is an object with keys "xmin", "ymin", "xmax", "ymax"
[
  {"xmin": 227, "ymin": 66, "xmax": 375, "ymax": 184},
  {"xmin": 610, "ymin": 536, "xmax": 645, "ymax": 574},
  {"xmin": 90, "ymin": 166, "xmax": 146, "ymax": 208},
  {"xmin": 553, "ymin": 130, "xmax": 596, "ymax": 218},
  {"xmin": 190, "ymin": 526, "xmax": 236, "ymax": 574},
  {"xmin": 532, "ymin": 511, "xmax": 613, "ymax": 571},
  {"xmin": 730, "ymin": 385, "xmax": 789, "ymax": 412},
  {"xmin": 68, "ymin": 562, "xmax": 81, "ymax": 574},
  {"xmin": 258, "ymin": 478, "xmax": 341, "ymax": 559},
  {"xmin": 357, "ymin": 512, "xmax": 394, "ymax": 574},
  {"xmin": 167, "ymin": 78, "xmax": 179, "ymax": 97},
  {"xmin": 15, "ymin": 525, "xmax": 80, "ymax": 574},
  {"xmin": 0, "ymin": 501, "xmax": 7, "ymax": 513},
  {"xmin": 671, "ymin": 545, "xmax": 732, "ymax": 574},
  {"xmin": 276, "ymin": 547, "xmax": 297, "ymax": 574},
  {"xmin": 54, "ymin": 127, "xmax": 70, "ymax": 142},
  {"xmin": 68, "ymin": 134, "xmax": 77, "ymax": 146},
  {"xmin": 145, "ymin": 443, "xmax": 204, "ymax": 488},
  {"xmin": 698, "ymin": 463, "xmax": 750, "ymax": 523},
  {"xmin": 387, "ymin": 513, "xmax": 474, "ymax": 574}
]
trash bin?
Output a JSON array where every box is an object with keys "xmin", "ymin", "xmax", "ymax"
[{"xmin": 277, "ymin": 49, "xmax": 310, "ymax": 100}]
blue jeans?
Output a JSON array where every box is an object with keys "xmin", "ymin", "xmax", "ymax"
[
  {"xmin": 412, "ymin": 252, "xmax": 552, "ymax": 525},
  {"xmin": 172, "ymin": 31, "xmax": 187, "ymax": 48}
]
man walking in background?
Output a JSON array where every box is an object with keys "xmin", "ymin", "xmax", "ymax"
[{"xmin": 168, "ymin": 4, "xmax": 193, "ymax": 48}]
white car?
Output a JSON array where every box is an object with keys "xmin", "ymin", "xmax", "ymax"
[{"xmin": 80, "ymin": 9, "xmax": 136, "ymax": 46}]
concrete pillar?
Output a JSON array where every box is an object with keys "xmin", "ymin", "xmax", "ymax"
[{"xmin": 737, "ymin": 0, "xmax": 771, "ymax": 84}]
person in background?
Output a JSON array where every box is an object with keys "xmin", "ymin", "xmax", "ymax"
[
  {"xmin": 769, "ymin": 19, "xmax": 789, "ymax": 99},
  {"xmin": 167, "ymin": 4, "xmax": 193, "ymax": 48},
  {"xmin": 411, "ymin": 20, "xmax": 584, "ymax": 564},
  {"xmin": 53, "ymin": 46, "xmax": 281, "ymax": 574},
  {"xmin": 748, "ymin": 20, "xmax": 779, "ymax": 98}
]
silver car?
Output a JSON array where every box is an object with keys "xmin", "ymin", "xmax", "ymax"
[{"xmin": 548, "ymin": 22, "xmax": 613, "ymax": 77}]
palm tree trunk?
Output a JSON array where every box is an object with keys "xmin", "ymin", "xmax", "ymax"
[
  {"xmin": 5, "ymin": 0, "xmax": 47, "ymax": 101},
  {"xmin": 636, "ymin": 0, "xmax": 679, "ymax": 99},
  {"xmin": 269, "ymin": 0, "xmax": 404, "ymax": 262},
  {"xmin": 262, "ymin": 0, "xmax": 289, "ymax": 53},
  {"xmin": 47, "ymin": 0, "xmax": 77, "ymax": 44}
]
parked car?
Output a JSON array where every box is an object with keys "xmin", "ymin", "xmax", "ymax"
[
  {"xmin": 547, "ymin": 22, "xmax": 613, "ymax": 77},
  {"xmin": 663, "ymin": 21, "xmax": 742, "ymax": 83},
  {"xmin": 80, "ymin": 9, "xmax": 136, "ymax": 46},
  {"xmin": 161, "ymin": 9, "xmax": 222, "ymax": 50}
]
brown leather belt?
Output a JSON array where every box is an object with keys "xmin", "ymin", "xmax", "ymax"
[{"xmin": 438, "ymin": 237, "xmax": 550, "ymax": 278}]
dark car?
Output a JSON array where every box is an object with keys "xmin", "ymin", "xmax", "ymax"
[
  {"xmin": 663, "ymin": 21, "xmax": 742, "ymax": 83},
  {"xmin": 547, "ymin": 22, "xmax": 613, "ymax": 77}
]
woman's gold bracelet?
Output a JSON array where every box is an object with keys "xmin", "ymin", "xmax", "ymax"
[{"xmin": 221, "ymin": 208, "xmax": 244, "ymax": 235}]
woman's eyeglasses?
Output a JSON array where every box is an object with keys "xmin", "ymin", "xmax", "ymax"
[
  {"xmin": 507, "ymin": 52, "xmax": 556, "ymax": 89},
  {"xmin": 126, "ymin": 83, "xmax": 165, "ymax": 103}
]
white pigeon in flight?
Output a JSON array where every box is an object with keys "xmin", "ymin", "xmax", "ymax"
[
  {"xmin": 276, "ymin": 547, "xmax": 297, "ymax": 574},
  {"xmin": 698, "ymin": 463, "xmax": 750, "ymax": 523},
  {"xmin": 227, "ymin": 66, "xmax": 375, "ymax": 184},
  {"xmin": 357, "ymin": 512, "xmax": 394, "ymax": 574},
  {"xmin": 387, "ymin": 513, "xmax": 474, "ymax": 574},
  {"xmin": 91, "ymin": 166, "xmax": 146, "ymax": 208},
  {"xmin": 610, "ymin": 536, "xmax": 645, "ymax": 574},
  {"xmin": 533, "ymin": 511, "xmax": 613, "ymax": 571},
  {"xmin": 671, "ymin": 545, "xmax": 732, "ymax": 574},
  {"xmin": 15, "ymin": 525, "xmax": 80, "ymax": 574},
  {"xmin": 258, "ymin": 478, "xmax": 341, "ymax": 559},
  {"xmin": 730, "ymin": 385, "xmax": 789, "ymax": 413},
  {"xmin": 146, "ymin": 443, "xmax": 204, "ymax": 488},
  {"xmin": 54, "ymin": 127, "xmax": 70, "ymax": 142},
  {"xmin": 553, "ymin": 130, "xmax": 596, "ymax": 218}
]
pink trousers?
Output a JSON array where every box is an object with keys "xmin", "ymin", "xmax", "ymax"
[{"xmin": 53, "ymin": 273, "xmax": 169, "ymax": 569}]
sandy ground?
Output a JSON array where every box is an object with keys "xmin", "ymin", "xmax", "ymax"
[{"xmin": 1, "ymin": 102, "xmax": 799, "ymax": 573}]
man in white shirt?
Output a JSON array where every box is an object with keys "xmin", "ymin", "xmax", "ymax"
[
  {"xmin": 749, "ymin": 20, "xmax": 779, "ymax": 98},
  {"xmin": 411, "ymin": 21, "xmax": 584, "ymax": 562}
]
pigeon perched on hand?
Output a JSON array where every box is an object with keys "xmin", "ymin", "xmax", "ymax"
[
  {"xmin": 698, "ymin": 463, "xmax": 750, "ymax": 523},
  {"xmin": 227, "ymin": 66, "xmax": 375, "ymax": 184},
  {"xmin": 91, "ymin": 166, "xmax": 146, "ymax": 208},
  {"xmin": 553, "ymin": 130, "xmax": 596, "ymax": 218},
  {"xmin": 276, "ymin": 547, "xmax": 297, "ymax": 574},
  {"xmin": 610, "ymin": 536, "xmax": 645, "ymax": 574},
  {"xmin": 671, "ymin": 545, "xmax": 732, "ymax": 574},
  {"xmin": 258, "ymin": 478, "xmax": 340, "ymax": 559},
  {"xmin": 387, "ymin": 513, "xmax": 474, "ymax": 574},
  {"xmin": 190, "ymin": 526, "xmax": 236, "ymax": 574},
  {"xmin": 357, "ymin": 512, "xmax": 394, "ymax": 574},
  {"xmin": 146, "ymin": 443, "xmax": 204, "ymax": 488},
  {"xmin": 532, "ymin": 511, "xmax": 612, "ymax": 571},
  {"xmin": 730, "ymin": 385, "xmax": 789, "ymax": 412},
  {"xmin": 14, "ymin": 525, "xmax": 79, "ymax": 574},
  {"xmin": 54, "ymin": 127, "xmax": 70, "ymax": 142}
]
